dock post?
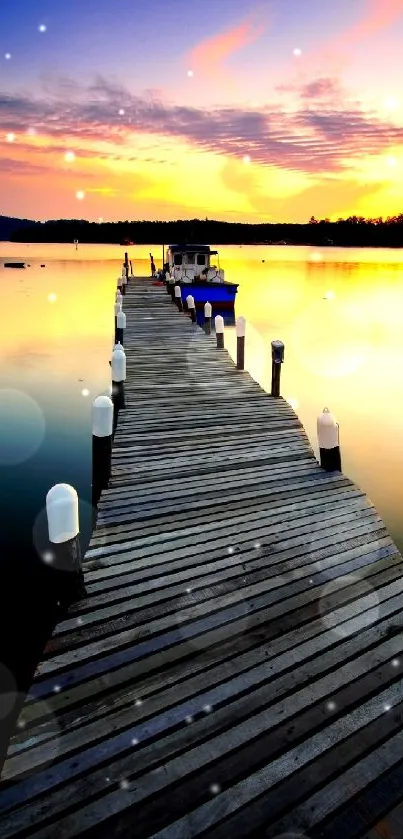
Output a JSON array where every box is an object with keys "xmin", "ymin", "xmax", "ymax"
[
  {"xmin": 271, "ymin": 339, "xmax": 284, "ymax": 397},
  {"xmin": 115, "ymin": 309, "xmax": 126, "ymax": 346},
  {"xmin": 92, "ymin": 396, "xmax": 113, "ymax": 507},
  {"xmin": 215, "ymin": 315, "xmax": 224, "ymax": 348},
  {"xmin": 317, "ymin": 407, "xmax": 342, "ymax": 472},
  {"xmin": 121, "ymin": 270, "xmax": 127, "ymax": 296},
  {"xmin": 114, "ymin": 300, "xmax": 122, "ymax": 334},
  {"xmin": 111, "ymin": 348, "xmax": 126, "ymax": 435},
  {"xmin": 174, "ymin": 285, "xmax": 183, "ymax": 311},
  {"xmin": 168, "ymin": 278, "xmax": 176, "ymax": 301},
  {"xmin": 236, "ymin": 316, "xmax": 246, "ymax": 369},
  {"xmin": 130, "ymin": 259, "xmax": 133, "ymax": 278},
  {"xmin": 124, "ymin": 252, "xmax": 129, "ymax": 284},
  {"xmin": 204, "ymin": 302, "xmax": 212, "ymax": 334},
  {"xmin": 116, "ymin": 290, "xmax": 122, "ymax": 305},
  {"xmin": 45, "ymin": 484, "xmax": 87, "ymax": 607},
  {"xmin": 186, "ymin": 295, "xmax": 197, "ymax": 323}
]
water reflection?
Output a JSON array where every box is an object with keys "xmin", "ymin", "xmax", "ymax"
[{"xmin": 1, "ymin": 241, "xmax": 403, "ymax": 563}]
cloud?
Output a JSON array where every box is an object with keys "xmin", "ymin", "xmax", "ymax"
[
  {"xmin": 187, "ymin": 15, "xmax": 265, "ymax": 80},
  {"xmin": 1, "ymin": 75, "xmax": 403, "ymax": 179},
  {"xmin": 337, "ymin": 0, "xmax": 403, "ymax": 46}
]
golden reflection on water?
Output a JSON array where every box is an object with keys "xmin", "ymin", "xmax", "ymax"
[{"xmin": 1, "ymin": 241, "xmax": 403, "ymax": 549}]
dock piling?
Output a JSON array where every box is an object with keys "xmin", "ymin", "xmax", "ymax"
[
  {"xmin": 114, "ymin": 300, "xmax": 122, "ymax": 334},
  {"xmin": 111, "ymin": 348, "xmax": 126, "ymax": 435},
  {"xmin": 204, "ymin": 301, "xmax": 212, "ymax": 334},
  {"xmin": 271, "ymin": 339, "xmax": 284, "ymax": 397},
  {"xmin": 215, "ymin": 315, "xmax": 225, "ymax": 348},
  {"xmin": 174, "ymin": 285, "xmax": 183, "ymax": 311},
  {"xmin": 92, "ymin": 396, "xmax": 113, "ymax": 507},
  {"xmin": 168, "ymin": 277, "xmax": 175, "ymax": 299},
  {"xmin": 45, "ymin": 484, "xmax": 86, "ymax": 607},
  {"xmin": 317, "ymin": 407, "xmax": 342, "ymax": 472},
  {"xmin": 186, "ymin": 295, "xmax": 197, "ymax": 323},
  {"xmin": 115, "ymin": 309, "xmax": 126, "ymax": 346},
  {"xmin": 236, "ymin": 316, "xmax": 246, "ymax": 369}
]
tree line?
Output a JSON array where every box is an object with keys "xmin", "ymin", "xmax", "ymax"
[{"xmin": 8, "ymin": 214, "xmax": 403, "ymax": 247}]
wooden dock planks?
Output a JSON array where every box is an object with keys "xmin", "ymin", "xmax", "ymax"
[{"xmin": 1, "ymin": 277, "xmax": 403, "ymax": 839}]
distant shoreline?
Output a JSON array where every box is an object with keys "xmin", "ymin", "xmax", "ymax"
[{"xmin": 2, "ymin": 214, "xmax": 403, "ymax": 249}]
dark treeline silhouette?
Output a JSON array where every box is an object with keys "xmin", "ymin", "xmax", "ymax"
[{"xmin": 6, "ymin": 213, "xmax": 403, "ymax": 247}]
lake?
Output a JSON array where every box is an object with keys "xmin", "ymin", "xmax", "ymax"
[{"xmin": 1, "ymin": 240, "xmax": 403, "ymax": 587}]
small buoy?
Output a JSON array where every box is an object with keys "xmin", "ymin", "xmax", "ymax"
[
  {"xmin": 40, "ymin": 264, "xmax": 45, "ymax": 268},
  {"xmin": 262, "ymin": 259, "xmax": 265, "ymax": 263}
]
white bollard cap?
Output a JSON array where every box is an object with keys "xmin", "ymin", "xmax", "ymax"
[
  {"xmin": 111, "ymin": 348, "xmax": 126, "ymax": 382},
  {"xmin": 117, "ymin": 310, "xmax": 126, "ymax": 328},
  {"xmin": 114, "ymin": 302, "xmax": 122, "ymax": 316},
  {"xmin": 204, "ymin": 301, "xmax": 212, "ymax": 317},
  {"xmin": 186, "ymin": 295, "xmax": 195, "ymax": 309},
  {"xmin": 46, "ymin": 483, "xmax": 79, "ymax": 544},
  {"xmin": 92, "ymin": 395, "xmax": 113, "ymax": 438},
  {"xmin": 236, "ymin": 316, "xmax": 246, "ymax": 338},
  {"xmin": 113, "ymin": 341, "xmax": 125, "ymax": 353},
  {"xmin": 317, "ymin": 407, "xmax": 339, "ymax": 450},
  {"xmin": 215, "ymin": 314, "xmax": 224, "ymax": 334},
  {"xmin": 174, "ymin": 285, "xmax": 181, "ymax": 298}
]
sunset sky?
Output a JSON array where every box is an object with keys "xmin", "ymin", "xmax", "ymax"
[{"xmin": 1, "ymin": 0, "xmax": 403, "ymax": 223}]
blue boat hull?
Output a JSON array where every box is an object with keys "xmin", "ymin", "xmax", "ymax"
[{"xmin": 170, "ymin": 281, "xmax": 238, "ymax": 310}]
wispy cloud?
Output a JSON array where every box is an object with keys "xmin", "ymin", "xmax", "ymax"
[
  {"xmin": 337, "ymin": 0, "xmax": 403, "ymax": 46},
  {"xmin": 1, "ymin": 75, "xmax": 403, "ymax": 178},
  {"xmin": 187, "ymin": 15, "xmax": 266, "ymax": 80}
]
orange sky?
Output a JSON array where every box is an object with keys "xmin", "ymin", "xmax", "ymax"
[{"xmin": 2, "ymin": 0, "xmax": 403, "ymax": 223}]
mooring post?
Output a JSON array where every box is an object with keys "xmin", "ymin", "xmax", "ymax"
[
  {"xmin": 114, "ymin": 300, "xmax": 122, "ymax": 334},
  {"xmin": 121, "ymin": 269, "xmax": 127, "ymax": 296},
  {"xmin": 124, "ymin": 252, "xmax": 129, "ymax": 284},
  {"xmin": 236, "ymin": 316, "xmax": 246, "ymax": 370},
  {"xmin": 45, "ymin": 484, "xmax": 87, "ymax": 607},
  {"xmin": 204, "ymin": 301, "xmax": 212, "ymax": 334},
  {"xmin": 186, "ymin": 295, "xmax": 196, "ymax": 323},
  {"xmin": 130, "ymin": 259, "xmax": 133, "ymax": 278},
  {"xmin": 116, "ymin": 290, "xmax": 122, "ymax": 305},
  {"xmin": 215, "ymin": 315, "xmax": 224, "ymax": 348},
  {"xmin": 317, "ymin": 407, "xmax": 342, "ymax": 472},
  {"xmin": 111, "ymin": 348, "xmax": 126, "ymax": 435},
  {"xmin": 271, "ymin": 339, "xmax": 284, "ymax": 397},
  {"xmin": 92, "ymin": 395, "xmax": 113, "ymax": 508},
  {"xmin": 168, "ymin": 277, "xmax": 176, "ymax": 301},
  {"xmin": 174, "ymin": 285, "xmax": 183, "ymax": 312},
  {"xmin": 115, "ymin": 309, "xmax": 126, "ymax": 345}
]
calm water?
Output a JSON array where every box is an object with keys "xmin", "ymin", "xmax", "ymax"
[{"xmin": 1, "ymin": 241, "xmax": 403, "ymax": 572}]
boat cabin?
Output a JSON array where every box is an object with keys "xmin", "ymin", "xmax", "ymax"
[{"xmin": 166, "ymin": 244, "xmax": 224, "ymax": 282}]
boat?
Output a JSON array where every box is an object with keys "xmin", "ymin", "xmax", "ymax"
[
  {"xmin": 120, "ymin": 238, "xmax": 134, "ymax": 246},
  {"xmin": 4, "ymin": 262, "xmax": 26, "ymax": 268},
  {"xmin": 163, "ymin": 244, "xmax": 238, "ymax": 312}
]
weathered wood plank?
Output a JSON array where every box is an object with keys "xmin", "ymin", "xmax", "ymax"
[{"xmin": 1, "ymin": 277, "xmax": 402, "ymax": 839}]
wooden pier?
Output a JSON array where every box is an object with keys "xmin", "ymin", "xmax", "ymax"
[{"xmin": 1, "ymin": 277, "xmax": 403, "ymax": 838}]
